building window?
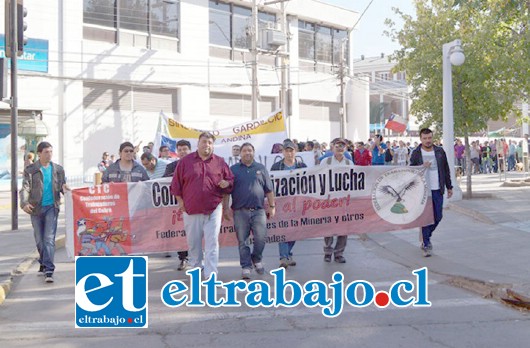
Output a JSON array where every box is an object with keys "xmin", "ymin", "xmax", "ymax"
[
  {"xmin": 209, "ymin": 1, "xmax": 231, "ymax": 47},
  {"xmin": 258, "ymin": 12, "xmax": 276, "ymax": 30},
  {"xmin": 233, "ymin": 6, "xmax": 252, "ymax": 49},
  {"xmin": 316, "ymin": 26, "xmax": 332, "ymax": 63},
  {"xmin": 151, "ymin": 0, "xmax": 179, "ymax": 38},
  {"xmin": 377, "ymin": 72, "xmax": 390, "ymax": 81},
  {"xmin": 84, "ymin": 0, "xmax": 116, "ymax": 28},
  {"xmin": 298, "ymin": 21, "xmax": 315, "ymax": 60},
  {"xmin": 332, "ymin": 29, "xmax": 348, "ymax": 65},
  {"xmin": 298, "ymin": 20, "xmax": 349, "ymax": 67},
  {"xmin": 83, "ymin": 0, "xmax": 180, "ymax": 45},
  {"xmin": 119, "ymin": 0, "xmax": 148, "ymax": 32},
  {"xmin": 396, "ymin": 71, "xmax": 406, "ymax": 81},
  {"xmin": 209, "ymin": 1, "xmax": 276, "ymax": 53}
]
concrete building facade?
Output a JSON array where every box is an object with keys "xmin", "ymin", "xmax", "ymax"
[{"xmin": 1, "ymin": 0, "xmax": 372, "ymax": 179}]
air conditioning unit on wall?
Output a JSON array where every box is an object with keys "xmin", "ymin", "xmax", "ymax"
[{"xmin": 260, "ymin": 28, "xmax": 287, "ymax": 50}]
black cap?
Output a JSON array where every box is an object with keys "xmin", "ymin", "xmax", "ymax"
[{"xmin": 283, "ymin": 139, "xmax": 296, "ymax": 150}]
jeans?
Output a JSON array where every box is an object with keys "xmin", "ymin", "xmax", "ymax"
[
  {"xmin": 481, "ymin": 158, "xmax": 492, "ymax": 173},
  {"xmin": 421, "ymin": 190, "xmax": 443, "ymax": 247},
  {"xmin": 177, "ymin": 251, "xmax": 188, "ymax": 261},
  {"xmin": 279, "ymin": 241, "xmax": 295, "ymax": 260},
  {"xmin": 233, "ymin": 208, "xmax": 267, "ymax": 269},
  {"xmin": 31, "ymin": 205, "xmax": 59, "ymax": 274},
  {"xmin": 182, "ymin": 203, "xmax": 223, "ymax": 279},
  {"xmin": 323, "ymin": 236, "xmax": 348, "ymax": 257},
  {"xmin": 508, "ymin": 155, "xmax": 516, "ymax": 171}
]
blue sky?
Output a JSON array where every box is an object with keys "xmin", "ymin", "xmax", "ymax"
[{"xmin": 322, "ymin": 0, "xmax": 415, "ymax": 58}]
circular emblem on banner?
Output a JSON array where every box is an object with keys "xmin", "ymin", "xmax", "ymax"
[{"xmin": 371, "ymin": 167, "xmax": 429, "ymax": 225}]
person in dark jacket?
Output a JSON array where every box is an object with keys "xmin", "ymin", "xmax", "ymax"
[
  {"xmin": 20, "ymin": 142, "xmax": 68, "ymax": 283},
  {"xmin": 409, "ymin": 128, "xmax": 453, "ymax": 257},
  {"xmin": 102, "ymin": 142, "xmax": 149, "ymax": 183}
]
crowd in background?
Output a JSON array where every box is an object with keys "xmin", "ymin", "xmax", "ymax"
[
  {"xmin": 455, "ymin": 135, "xmax": 529, "ymax": 175},
  {"xmin": 95, "ymin": 133, "xmax": 530, "ymax": 178}
]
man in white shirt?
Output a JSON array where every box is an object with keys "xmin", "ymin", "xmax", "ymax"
[
  {"xmin": 409, "ymin": 128, "xmax": 453, "ymax": 257},
  {"xmin": 320, "ymin": 138, "xmax": 352, "ymax": 263}
]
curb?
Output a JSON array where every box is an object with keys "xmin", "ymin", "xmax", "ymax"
[
  {"xmin": 363, "ymin": 233, "xmax": 530, "ymax": 312},
  {"xmin": 502, "ymin": 180, "xmax": 530, "ymax": 187},
  {"xmin": 0, "ymin": 235, "xmax": 66, "ymax": 306},
  {"xmin": 444, "ymin": 276, "xmax": 530, "ymax": 311},
  {"xmin": 447, "ymin": 202, "xmax": 495, "ymax": 225}
]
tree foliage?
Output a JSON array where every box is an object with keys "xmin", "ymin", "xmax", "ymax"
[{"xmin": 384, "ymin": 0, "xmax": 530, "ymax": 136}]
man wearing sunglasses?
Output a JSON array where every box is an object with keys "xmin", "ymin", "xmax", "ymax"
[{"xmin": 102, "ymin": 141, "xmax": 149, "ymax": 183}]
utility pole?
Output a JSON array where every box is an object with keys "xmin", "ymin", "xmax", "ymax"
[
  {"xmin": 280, "ymin": 1, "xmax": 289, "ymax": 135},
  {"xmin": 338, "ymin": 39, "xmax": 346, "ymax": 138},
  {"xmin": 265, "ymin": 0, "xmax": 290, "ymax": 133},
  {"xmin": 251, "ymin": 0, "xmax": 259, "ymax": 120},
  {"xmin": 7, "ymin": 0, "xmax": 19, "ymax": 230}
]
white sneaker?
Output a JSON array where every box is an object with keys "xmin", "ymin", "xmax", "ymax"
[
  {"xmin": 254, "ymin": 262, "xmax": 265, "ymax": 275},
  {"xmin": 242, "ymin": 268, "xmax": 251, "ymax": 280}
]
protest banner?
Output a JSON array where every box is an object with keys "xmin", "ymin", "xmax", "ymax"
[
  {"xmin": 65, "ymin": 166, "xmax": 433, "ymax": 259},
  {"xmin": 152, "ymin": 110, "xmax": 313, "ymax": 170}
]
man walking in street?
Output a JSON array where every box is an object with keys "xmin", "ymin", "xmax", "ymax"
[
  {"xmin": 270, "ymin": 139, "xmax": 307, "ymax": 268},
  {"xmin": 320, "ymin": 138, "xmax": 352, "ymax": 263},
  {"xmin": 410, "ymin": 128, "xmax": 453, "ymax": 257},
  {"xmin": 170, "ymin": 132, "xmax": 234, "ymax": 279},
  {"xmin": 20, "ymin": 142, "xmax": 68, "ymax": 283},
  {"xmin": 229, "ymin": 143, "xmax": 275, "ymax": 279}
]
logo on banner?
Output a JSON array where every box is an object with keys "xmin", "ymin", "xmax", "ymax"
[
  {"xmin": 75, "ymin": 256, "xmax": 148, "ymax": 328},
  {"xmin": 371, "ymin": 168, "xmax": 428, "ymax": 224}
]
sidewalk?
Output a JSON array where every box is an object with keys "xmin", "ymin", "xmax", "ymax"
[
  {"xmin": 367, "ymin": 171, "xmax": 530, "ymax": 309},
  {"xmin": 1, "ymin": 172, "xmax": 529, "ymax": 309},
  {"xmin": 0, "ymin": 192, "xmax": 65, "ymax": 304}
]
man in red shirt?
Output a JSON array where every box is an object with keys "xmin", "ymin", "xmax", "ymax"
[
  {"xmin": 170, "ymin": 132, "xmax": 234, "ymax": 279},
  {"xmin": 353, "ymin": 141, "xmax": 372, "ymax": 166}
]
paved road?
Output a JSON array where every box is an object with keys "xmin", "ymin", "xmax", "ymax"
[{"xmin": 0, "ymin": 173, "xmax": 529, "ymax": 347}]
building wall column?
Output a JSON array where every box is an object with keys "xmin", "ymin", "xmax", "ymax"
[{"xmin": 347, "ymin": 76, "xmax": 369, "ymax": 142}]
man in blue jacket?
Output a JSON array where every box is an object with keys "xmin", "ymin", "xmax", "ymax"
[{"xmin": 409, "ymin": 128, "xmax": 453, "ymax": 257}]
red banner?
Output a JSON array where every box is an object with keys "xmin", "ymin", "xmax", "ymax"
[{"xmin": 66, "ymin": 166, "xmax": 433, "ymax": 258}]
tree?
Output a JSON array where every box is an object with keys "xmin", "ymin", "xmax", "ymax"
[{"xmin": 384, "ymin": 0, "xmax": 529, "ymax": 198}]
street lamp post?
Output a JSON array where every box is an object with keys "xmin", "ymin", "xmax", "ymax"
[{"xmin": 442, "ymin": 39, "xmax": 465, "ymax": 201}]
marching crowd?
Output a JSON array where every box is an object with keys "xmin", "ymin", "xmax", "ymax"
[
  {"xmin": 455, "ymin": 135, "xmax": 530, "ymax": 175},
  {"xmin": 21, "ymin": 128, "xmax": 455, "ymax": 283}
]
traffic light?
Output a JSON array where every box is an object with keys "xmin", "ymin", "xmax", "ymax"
[
  {"xmin": 16, "ymin": 0, "xmax": 27, "ymax": 56},
  {"xmin": 0, "ymin": 58, "xmax": 6, "ymax": 99},
  {"xmin": 4, "ymin": 0, "xmax": 12, "ymax": 58}
]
